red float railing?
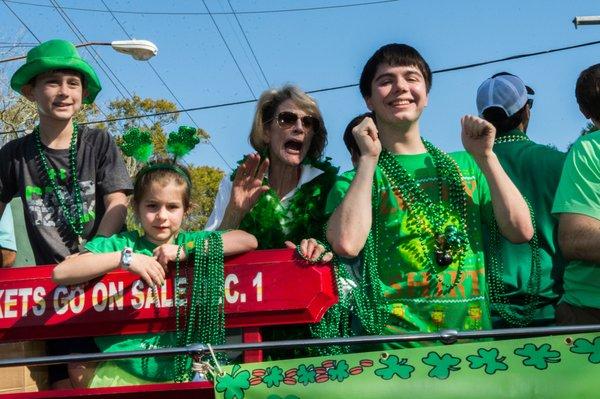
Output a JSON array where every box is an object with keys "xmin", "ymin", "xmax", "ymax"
[{"xmin": 0, "ymin": 249, "xmax": 338, "ymax": 399}]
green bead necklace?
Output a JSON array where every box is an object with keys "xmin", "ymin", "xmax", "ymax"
[
  {"xmin": 173, "ymin": 232, "xmax": 225, "ymax": 382},
  {"xmin": 34, "ymin": 123, "xmax": 85, "ymax": 244},
  {"xmin": 487, "ymin": 132, "xmax": 542, "ymax": 327},
  {"xmin": 377, "ymin": 140, "xmax": 470, "ymax": 294},
  {"xmin": 494, "ymin": 134, "xmax": 531, "ymax": 144}
]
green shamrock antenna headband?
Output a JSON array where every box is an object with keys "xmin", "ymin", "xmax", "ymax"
[{"xmin": 119, "ymin": 125, "xmax": 202, "ymax": 185}]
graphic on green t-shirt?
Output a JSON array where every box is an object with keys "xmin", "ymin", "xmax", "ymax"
[{"xmin": 326, "ymin": 150, "xmax": 493, "ymax": 339}]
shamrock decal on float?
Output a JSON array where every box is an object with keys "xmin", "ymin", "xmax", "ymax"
[
  {"xmin": 327, "ymin": 360, "xmax": 350, "ymax": 382},
  {"xmin": 374, "ymin": 354, "xmax": 415, "ymax": 380},
  {"xmin": 422, "ymin": 352, "xmax": 461, "ymax": 379},
  {"xmin": 296, "ymin": 364, "xmax": 317, "ymax": 386},
  {"xmin": 262, "ymin": 366, "xmax": 285, "ymax": 388},
  {"xmin": 569, "ymin": 337, "xmax": 600, "ymax": 364},
  {"xmin": 466, "ymin": 348, "xmax": 508, "ymax": 375},
  {"xmin": 215, "ymin": 364, "xmax": 251, "ymax": 399},
  {"xmin": 514, "ymin": 343, "xmax": 561, "ymax": 370}
]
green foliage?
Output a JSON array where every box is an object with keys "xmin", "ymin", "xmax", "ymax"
[
  {"xmin": 374, "ymin": 355, "xmax": 414, "ymax": 380},
  {"xmin": 466, "ymin": 348, "xmax": 508, "ymax": 374},
  {"xmin": 569, "ymin": 337, "xmax": 600, "ymax": 364},
  {"xmin": 421, "ymin": 352, "xmax": 461, "ymax": 379},
  {"xmin": 514, "ymin": 343, "xmax": 561, "ymax": 370},
  {"xmin": 184, "ymin": 165, "xmax": 224, "ymax": 230}
]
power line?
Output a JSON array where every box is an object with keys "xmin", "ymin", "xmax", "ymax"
[
  {"xmin": 226, "ymin": 0, "xmax": 270, "ymax": 87},
  {"xmin": 3, "ymin": 0, "xmax": 400, "ymax": 16},
  {"xmin": 1, "ymin": 0, "xmax": 41, "ymax": 42},
  {"xmin": 202, "ymin": 0, "xmax": 257, "ymax": 99},
  {"xmin": 100, "ymin": 0, "xmax": 233, "ymax": 169},
  {"xmin": 4, "ymin": 38, "xmax": 600, "ymax": 136}
]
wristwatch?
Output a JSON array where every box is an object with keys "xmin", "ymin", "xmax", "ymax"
[{"xmin": 120, "ymin": 247, "xmax": 134, "ymax": 270}]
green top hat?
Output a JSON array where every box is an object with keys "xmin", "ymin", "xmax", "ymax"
[{"xmin": 10, "ymin": 39, "xmax": 102, "ymax": 104}]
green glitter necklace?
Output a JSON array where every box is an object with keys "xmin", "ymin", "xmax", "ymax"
[
  {"xmin": 34, "ymin": 123, "xmax": 85, "ymax": 245},
  {"xmin": 488, "ymin": 133, "xmax": 542, "ymax": 327},
  {"xmin": 377, "ymin": 140, "xmax": 470, "ymax": 294},
  {"xmin": 173, "ymin": 232, "xmax": 225, "ymax": 382}
]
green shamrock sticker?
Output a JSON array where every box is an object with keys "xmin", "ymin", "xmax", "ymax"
[
  {"xmin": 422, "ymin": 352, "xmax": 461, "ymax": 379},
  {"xmin": 328, "ymin": 360, "xmax": 350, "ymax": 382},
  {"xmin": 466, "ymin": 348, "xmax": 508, "ymax": 375},
  {"xmin": 296, "ymin": 364, "xmax": 317, "ymax": 385},
  {"xmin": 374, "ymin": 355, "xmax": 415, "ymax": 380},
  {"xmin": 262, "ymin": 366, "xmax": 285, "ymax": 388},
  {"xmin": 570, "ymin": 337, "xmax": 600, "ymax": 364},
  {"xmin": 215, "ymin": 364, "xmax": 251, "ymax": 399},
  {"xmin": 514, "ymin": 343, "xmax": 561, "ymax": 370}
]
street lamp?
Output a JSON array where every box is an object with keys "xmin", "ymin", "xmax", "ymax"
[
  {"xmin": 0, "ymin": 39, "xmax": 158, "ymax": 63},
  {"xmin": 573, "ymin": 16, "xmax": 600, "ymax": 28}
]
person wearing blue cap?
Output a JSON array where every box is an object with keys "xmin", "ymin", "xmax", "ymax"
[
  {"xmin": 0, "ymin": 39, "xmax": 132, "ymax": 388},
  {"xmin": 478, "ymin": 72, "xmax": 567, "ymax": 328}
]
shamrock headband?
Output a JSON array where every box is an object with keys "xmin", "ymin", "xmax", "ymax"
[{"xmin": 119, "ymin": 125, "xmax": 201, "ymax": 184}]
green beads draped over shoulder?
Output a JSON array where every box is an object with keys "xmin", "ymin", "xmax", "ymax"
[{"xmin": 239, "ymin": 158, "xmax": 339, "ymax": 249}]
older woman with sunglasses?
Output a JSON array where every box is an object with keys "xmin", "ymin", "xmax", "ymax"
[{"xmin": 206, "ymin": 85, "xmax": 338, "ymax": 262}]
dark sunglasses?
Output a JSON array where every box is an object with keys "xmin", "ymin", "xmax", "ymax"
[
  {"xmin": 275, "ymin": 111, "xmax": 319, "ymax": 130},
  {"xmin": 526, "ymin": 85, "xmax": 535, "ymax": 110}
]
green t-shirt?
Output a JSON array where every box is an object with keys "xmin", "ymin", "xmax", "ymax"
[
  {"xmin": 489, "ymin": 129, "xmax": 567, "ymax": 326},
  {"xmin": 85, "ymin": 230, "xmax": 211, "ymax": 382},
  {"xmin": 552, "ymin": 130, "xmax": 600, "ymax": 309},
  {"xmin": 326, "ymin": 151, "xmax": 493, "ymax": 339}
]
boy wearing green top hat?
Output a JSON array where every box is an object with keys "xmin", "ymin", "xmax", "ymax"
[
  {"xmin": 326, "ymin": 44, "xmax": 533, "ymax": 344},
  {"xmin": 552, "ymin": 63, "xmax": 600, "ymax": 325},
  {"xmin": 477, "ymin": 72, "xmax": 567, "ymax": 328},
  {"xmin": 0, "ymin": 39, "xmax": 132, "ymax": 387}
]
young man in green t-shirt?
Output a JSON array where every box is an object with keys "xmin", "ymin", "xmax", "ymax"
[
  {"xmin": 477, "ymin": 73, "xmax": 567, "ymax": 327},
  {"xmin": 552, "ymin": 63, "xmax": 600, "ymax": 325},
  {"xmin": 326, "ymin": 44, "xmax": 533, "ymax": 341}
]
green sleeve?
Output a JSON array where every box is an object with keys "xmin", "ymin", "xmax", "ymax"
[
  {"xmin": 324, "ymin": 170, "xmax": 355, "ymax": 216},
  {"xmin": 84, "ymin": 232, "xmax": 135, "ymax": 254},
  {"xmin": 552, "ymin": 136, "xmax": 600, "ymax": 220},
  {"xmin": 476, "ymin": 168, "xmax": 493, "ymax": 225}
]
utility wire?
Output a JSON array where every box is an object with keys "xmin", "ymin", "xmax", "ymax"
[
  {"xmin": 4, "ymin": 38, "xmax": 600, "ymax": 136},
  {"xmin": 3, "ymin": 0, "xmax": 400, "ymax": 16},
  {"xmin": 202, "ymin": 0, "xmax": 257, "ymax": 100},
  {"xmin": 1, "ymin": 0, "xmax": 41, "ymax": 42},
  {"xmin": 226, "ymin": 0, "xmax": 270, "ymax": 87},
  {"xmin": 101, "ymin": 0, "xmax": 233, "ymax": 169},
  {"xmin": 48, "ymin": 0, "xmax": 116, "ymax": 119}
]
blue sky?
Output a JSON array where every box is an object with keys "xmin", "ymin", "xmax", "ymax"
[{"xmin": 2, "ymin": 0, "xmax": 600, "ymax": 172}]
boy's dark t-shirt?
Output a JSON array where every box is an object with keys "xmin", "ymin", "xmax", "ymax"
[{"xmin": 0, "ymin": 126, "xmax": 133, "ymax": 265}]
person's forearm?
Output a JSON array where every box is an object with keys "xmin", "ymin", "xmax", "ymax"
[
  {"xmin": 474, "ymin": 153, "xmax": 533, "ymax": 243},
  {"xmin": 96, "ymin": 193, "xmax": 128, "ymax": 237},
  {"xmin": 52, "ymin": 252, "xmax": 121, "ymax": 284},
  {"xmin": 327, "ymin": 157, "xmax": 377, "ymax": 257},
  {"xmin": 218, "ymin": 203, "xmax": 247, "ymax": 230},
  {"xmin": 559, "ymin": 213, "xmax": 600, "ymax": 263},
  {"xmin": 221, "ymin": 230, "xmax": 258, "ymax": 255}
]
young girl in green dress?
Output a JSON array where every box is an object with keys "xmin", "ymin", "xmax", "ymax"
[{"xmin": 53, "ymin": 161, "xmax": 257, "ymax": 387}]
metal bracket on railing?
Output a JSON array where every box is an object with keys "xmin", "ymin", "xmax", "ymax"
[{"xmin": 439, "ymin": 329, "xmax": 458, "ymax": 345}]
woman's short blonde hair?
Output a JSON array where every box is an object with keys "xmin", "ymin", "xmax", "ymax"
[{"xmin": 249, "ymin": 85, "xmax": 327, "ymax": 160}]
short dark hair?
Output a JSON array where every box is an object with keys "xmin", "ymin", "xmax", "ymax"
[
  {"xmin": 575, "ymin": 63, "xmax": 600, "ymax": 121},
  {"xmin": 482, "ymin": 105, "xmax": 527, "ymax": 134},
  {"xmin": 359, "ymin": 43, "xmax": 432, "ymax": 98},
  {"xmin": 343, "ymin": 112, "xmax": 374, "ymax": 158}
]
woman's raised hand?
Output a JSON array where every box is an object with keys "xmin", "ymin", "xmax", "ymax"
[{"xmin": 230, "ymin": 153, "xmax": 270, "ymax": 213}]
